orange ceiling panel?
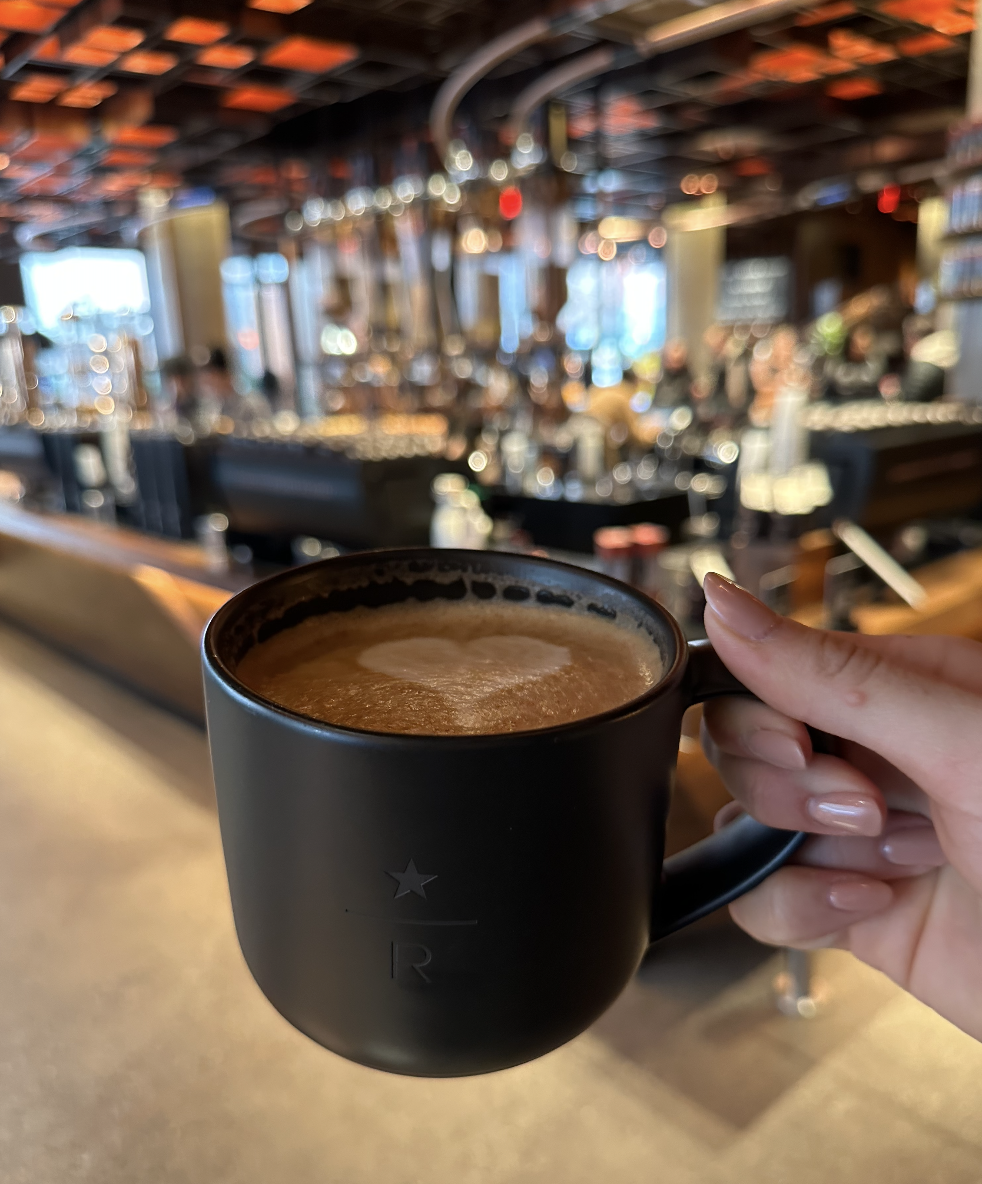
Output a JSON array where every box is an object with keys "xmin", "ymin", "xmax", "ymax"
[
  {"xmin": 898, "ymin": 30, "xmax": 956, "ymax": 51},
  {"xmin": 119, "ymin": 50, "xmax": 178, "ymax": 74},
  {"xmin": 59, "ymin": 80, "xmax": 117, "ymax": 107},
  {"xmin": 829, "ymin": 28, "xmax": 897, "ymax": 63},
  {"xmin": 10, "ymin": 72, "xmax": 67, "ymax": 101},
  {"xmin": 749, "ymin": 44, "xmax": 846, "ymax": 83},
  {"xmin": 0, "ymin": 1, "xmax": 62, "ymax": 33},
  {"xmin": 247, "ymin": 0, "xmax": 311, "ymax": 11},
  {"xmin": 19, "ymin": 174, "xmax": 76, "ymax": 195},
  {"xmin": 261, "ymin": 35, "xmax": 356, "ymax": 73},
  {"xmin": 108, "ymin": 124, "xmax": 178, "ymax": 147},
  {"xmin": 932, "ymin": 9, "xmax": 974, "ymax": 31},
  {"xmin": 13, "ymin": 138, "xmax": 74, "ymax": 160},
  {"xmin": 827, "ymin": 76, "xmax": 883, "ymax": 98},
  {"xmin": 62, "ymin": 43, "xmax": 117, "ymax": 65},
  {"xmin": 82, "ymin": 24, "xmax": 144, "ymax": 52},
  {"xmin": 165, "ymin": 17, "xmax": 229, "ymax": 44},
  {"xmin": 796, "ymin": 1, "xmax": 855, "ymax": 23},
  {"xmin": 879, "ymin": 0, "xmax": 974, "ymax": 33},
  {"xmin": 98, "ymin": 170, "xmax": 151, "ymax": 194},
  {"xmin": 196, "ymin": 43, "xmax": 254, "ymax": 68},
  {"xmin": 103, "ymin": 147, "xmax": 156, "ymax": 166},
  {"xmin": 31, "ymin": 35, "xmax": 60, "ymax": 59},
  {"xmin": 222, "ymin": 84, "xmax": 295, "ymax": 111},
  {"xmin": 2, "ymin": 163, "xmax": 44, "ymax": 179}
]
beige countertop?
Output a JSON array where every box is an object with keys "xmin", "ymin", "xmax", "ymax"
[{"xmin": 1, "ymin": 620, "xmax": 982, "ymax": 1183}]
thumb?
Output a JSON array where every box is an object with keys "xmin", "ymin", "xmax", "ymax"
[{"xmin": 702, "ymin": 573, "xmax": 978, "ymax": 810}]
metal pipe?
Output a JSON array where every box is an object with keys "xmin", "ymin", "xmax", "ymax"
[
  {"xmin": 506, "ymin": 0, "xmax": 825, "ymax": 139},
  {"xmin": 832, "ymin": 519, "xmax": 928, "ymax": 608},
  {"xmin": 429, "ymin": 0, "xmax": 642, "ymax": 164},
  {"xmin": 639, "ymin": 0, "xmax": 820, "ymax": 53},
  {"xmin": 507, "ymin": 45, "xmax": 625, "ymax": 145}
]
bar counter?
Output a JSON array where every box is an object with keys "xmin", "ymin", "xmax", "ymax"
[{"xmin": 2, "ymin": 608, "xmax": 982, "ymax": 1181}]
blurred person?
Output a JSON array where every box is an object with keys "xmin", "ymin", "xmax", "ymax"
[
  {"xmin": 747, "ymin": 324, "xmax": 798, "ymax": 425},
  {"xmin": 891, "ymin": 315, "xmax": 959, "ymax": 403},
  {"xmin": 161, "ymin": 354, "xmax": 199, "ymax": 422},
  {"xmin": 697, "ymin": 324, "xmax": 752, "ymax": 426},
  {"xmin": 652, "ymin": 339, "xmax": 694, "ymax": 408},
  {"xmin": 699, "ymin": 573, "xmax": 982, "ymax": 1042},
  {"xmin": 824, "ymin": 322, "xmax": 886, "ymax": 402},
  {"xmin": 259, "ymin": 369, "xmax": 282, "ymax": 410},
  {"xmin": 199, "ymin": 347, "xmax": 269, "ymax": 427}
]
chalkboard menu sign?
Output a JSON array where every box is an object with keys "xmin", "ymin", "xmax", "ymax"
[{"xmin": 716, "ymin": 257, "xmax": 791, "ymax": 324}]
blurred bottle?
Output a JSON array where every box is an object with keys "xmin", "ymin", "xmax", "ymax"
[
  {"xmin": 631, "ymin": 522, "xmax": 669, "ymax": 595},
  {"xmin": 196, "ymin": 512, "xmax": 230, "ymax": 572},
  {"xmin": 593, "ymin": 526, "xmax": 634, "ymax": 584},
  {"xmin": 430, "ymin": 473, "xmax": 492, "ymax": 549}
]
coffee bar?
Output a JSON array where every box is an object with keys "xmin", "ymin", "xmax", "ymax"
[{"xmin": 2, "ymin": 0, "xmax": 982, "ymax": 1179}]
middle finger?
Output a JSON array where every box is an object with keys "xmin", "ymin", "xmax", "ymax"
[{"xmin": 706, "ymin": 747, "xmax": 887, "ymax": 836}]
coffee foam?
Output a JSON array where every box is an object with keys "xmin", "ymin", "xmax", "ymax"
[{"xmin": 235, "ymin": 597, "xmax": 662, "ymax": 736}]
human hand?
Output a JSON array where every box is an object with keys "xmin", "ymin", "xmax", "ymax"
[{"xmin": 701, "ymin": 573, "xmax": 982, "ymax": 1040}]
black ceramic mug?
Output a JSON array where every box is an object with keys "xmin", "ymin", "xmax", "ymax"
[{"xmin": 202, "ymin": 548, "xmax": 804, "ymax": 1078}]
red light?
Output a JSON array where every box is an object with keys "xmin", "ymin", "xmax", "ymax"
[
  {"xmin": 878, "ymin": 184, "xmax": 901, "ymax": 213},
  {"xmin": 499, "ymin": 186, "xmax": 522, "ymax": 220}
]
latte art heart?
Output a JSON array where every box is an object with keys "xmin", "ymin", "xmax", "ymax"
[
  {"xmin": 358, "ymin": 635, "xmax": 571, "ymax": 699},
  {"xmin": 235, "ymin": 599, "xmax": 660, "ymax": 735}
]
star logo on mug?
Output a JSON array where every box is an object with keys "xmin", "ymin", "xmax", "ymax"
[{"xmin": 387, "ymin": 859, "xmax": 437, "ymax": 899}]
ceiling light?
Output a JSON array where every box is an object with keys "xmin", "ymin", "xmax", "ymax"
[
  {"xmin": 165, "ymin": 17, "xmax": 229, "ymax": 44},
  {"xmin": 0, "ymin": 1, "xmax": 62, "ymax": 34},
  {"xmin": 246, "ymin": 0, "xmax": 311, "ymax": 11},
  {"xmin": 829, "ymin": 28, "xmax": 897, "ymax": 64},
  {"xmin": 119, "ymin": 50, "xmax": 178, "ymax": 74},
  {"xmin": 82, "ymin": 25, "xmax": 144, "ymax": 52},
  {"xmin": 31, "ymin": 36, "xmax": 60, "ymax": 59},
  {"xmin": 196, "ymin": 44, "xmax": 254, "ymax": 69},
  {"xmin": 102, "ymin": 147, "xmax": 156, "ymax": 165},
  {"xmin": 827, "ymin": 77, "xmax": 883, "ymax": 99},
  {"xmin": 108, "ymin": 125, "xmax": 178, "ymax": 147},
  {"xmin": 796, "ymin": 0, "xmax": 855, "ymax": 23},
  {"xmin": 897, "ymin": 30, "xmax": 955, "ymax": 52},
  {"xmin": 10, "ymin": 72, "xmax": 67, "ymax": 101},
  {"xmin": 221, "ymin": 85, "xmax": 295, "ymax": 112},
  {"xmin": 59, "ymin": 81, "xmax": 117, "ymax": 108},
  {"xmin": 261, "ymin": 36, "xmax": 357, "ymax": 73},
  {"xmin": 879, "ymin": 0, "xmax": 974, "ymax": 33},
  {"xmin": 62, "ymin": 44, "xmax": 117, "ymax": 66}
]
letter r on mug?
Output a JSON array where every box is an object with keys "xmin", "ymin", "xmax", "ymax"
[{"xmin": 391, "ymin": 941, "xmax": 433, "ymax": 984}]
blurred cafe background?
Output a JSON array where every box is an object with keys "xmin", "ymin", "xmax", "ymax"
[{"xmin": 2, "ymin": 0, "xmax": 982, "ymax": 1179}]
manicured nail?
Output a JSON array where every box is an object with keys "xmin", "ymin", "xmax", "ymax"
[
  {"xmin": 807, "ymin": 793, "xmax": 883, "ymax": 836},
  {"xmin": 828, "ymin": 878, "xmax": 893, "ymax": 912},
  {"xmin": 881, "ymin": 827, "xmax": 945, "ymax": 867},
  {"xmin": 746, "ymin": 728, "xmax": 808, "ymax": 770},
  {"xmin": 703, "ymin": 573, "xmax": 779, "ymax": 641}
]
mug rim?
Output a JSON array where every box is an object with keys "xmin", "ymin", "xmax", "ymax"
[{"xmin": 202, "ymin": 547, "xmax": 689, "ymax": 744}]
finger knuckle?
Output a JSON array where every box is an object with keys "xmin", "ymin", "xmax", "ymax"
[{"xmin": 813, "ymin": 632, "xmax": 886, "ymax": 694}]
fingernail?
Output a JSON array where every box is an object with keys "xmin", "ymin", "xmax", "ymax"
[
  {"xmin": 828, "ymin": 878, "xmax": 893, "ymax": 912},
  {"xmin": 746, "ymin": 728, "xmax": 808, "ymax": 770},
  {"xmin": 807, "ymin": 793, "xmax": 883, "ymax": 836},
  {"xmin": 881, "ymin": 828, "xmax": 945, "ymax": 867},
  {"xmin": 703, "ymin": 574, "xmax": 779, "ymax": 641}
]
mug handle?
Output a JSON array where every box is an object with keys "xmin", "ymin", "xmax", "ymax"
[{"xmin": 650, "ymin": 638, "xmax": 809, "ymax": 941}]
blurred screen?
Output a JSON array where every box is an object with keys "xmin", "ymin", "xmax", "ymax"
[{"xmin": 20, "ymin": 248, "xmax": 151, "ymax": 335}]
